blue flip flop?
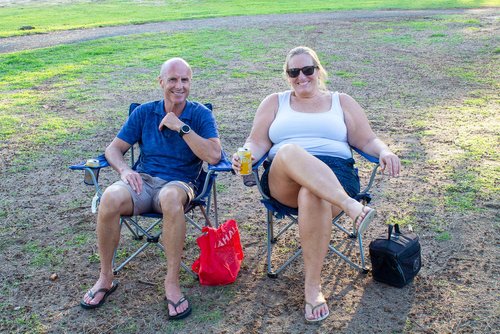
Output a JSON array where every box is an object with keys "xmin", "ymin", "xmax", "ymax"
[{"xmin": 80, "ymin": 280, "xmax": 119, "ymax": 309}]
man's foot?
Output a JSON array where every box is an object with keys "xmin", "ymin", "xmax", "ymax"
[
  {"xmin": 165, "ymin": 295, "xmax": 192, "ymax": 320},
  {"xmin": 354, "ymin": 206, "xmax": 376, "ymax": 235},
  {"xmin": 165, "ymin": 281, "xmax": 191, "ymax": 320},
  {"xmin": 304, "ymin": 287, "xmax": 329, "ymax": 322},
  {"xmin": 80, "ymin": 280, "xmax": 119, "ymax": 309}
]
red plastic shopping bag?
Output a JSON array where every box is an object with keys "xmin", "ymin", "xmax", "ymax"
[{"xmin": 192, "ymin": 219, "xmax": 244, "ymax": 286}]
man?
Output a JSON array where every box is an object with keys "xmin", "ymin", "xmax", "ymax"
[{"xmin": 80, "ymin": 58, "xmax": 222, "ymax": 320}]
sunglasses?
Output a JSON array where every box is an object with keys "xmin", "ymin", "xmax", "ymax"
[{"xmin": 286, "ymin": 65, "xmax": 318, "ymax": 78}]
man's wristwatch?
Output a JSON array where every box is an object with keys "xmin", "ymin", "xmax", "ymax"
[{"xmin": 179, "ymin": 124, "xmax": 191, "ymax": 137}]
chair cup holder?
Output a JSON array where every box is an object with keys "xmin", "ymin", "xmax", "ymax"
[{"xmin": 83, "ymin": 168, "xmax": 100, "ymax": 185}]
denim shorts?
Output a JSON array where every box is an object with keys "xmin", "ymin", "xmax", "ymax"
[
  {"xmin": 113, "ymin": 173, "xmax": 195, "ymax": 215},
  {"xmin": 260, "ymin": 155, "xmax": 360, "ymax": 208}
]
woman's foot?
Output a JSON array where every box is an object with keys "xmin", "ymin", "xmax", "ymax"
[
  {"xmin": 354, "ymin": 206, "xmax": 376, "ymax": 235},
  {"xmin": 305, "ymin": 302, "xmax": 330, "ymax": 322},
  {"xmin": 304, "ymin": 287, "xmax": 329, "ymax": 322},
  {"xmin": 343, "ymin": 199, "xmax": 376, "ymax": 235}
]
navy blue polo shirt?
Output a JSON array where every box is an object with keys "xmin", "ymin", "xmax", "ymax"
[{"xmin": 117, "ymin": 99, "xmax": 219, "ymax": 186}]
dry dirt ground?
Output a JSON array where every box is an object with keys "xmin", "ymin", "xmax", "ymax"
[{"xmin": 1, "ymin": 8, "xmax": 499, "ymax": 334}]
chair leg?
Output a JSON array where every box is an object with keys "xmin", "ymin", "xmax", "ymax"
[
  {"xmin": 121, "ymin": 218, "xmax": 143, "ymax": 240},
  {"xmin": 111, "ymin": 197, "xmax": 221, "ymax": 279},
  {"xmin": 266, "ymin": 210, "xmax": 302, "ymax": 278},
  {"xmin": 112, "ymin": 216, "xmax": 199, "ymax": 278},
  {"xmin": 265, "ymin": 210, "xmax": 370, "ymax": 278},
  {"xmin": 113, "ymin": 241, "xmax": 153, "ymax": 275},
  {"xmin": 211, "ymin": 181, "xmax": 219, "ymax": 227},
  {"xmin": 266, "ymin": 211, "xmax": 276, "ymax": 277},
  {"xmin": 198, "ymin": 205, "xmax": 212, "ymax": 227},
  {"xmin": 330, "ymin": 213, "xmax": 369, "ymax": 273},
  {"xmin": 357, "ymin": 233, "xmax": 369, "ymax": 274}
]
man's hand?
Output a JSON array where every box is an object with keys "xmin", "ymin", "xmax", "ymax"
[
  {"xmin": 158, "ymin": 112, "xmax": 183, "ymax": 132},
  {"xmin": 120, "ymin": 169, "xmax": 143, "ymax": 194}
]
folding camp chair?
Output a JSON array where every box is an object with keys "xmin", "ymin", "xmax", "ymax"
[
  {"xmin": 69, "ymin": 103, "xmax": 232, "ymax": 277},
  {"xmin": 248, "ymin": 147, "xmax": 379, "ymax": 278}
]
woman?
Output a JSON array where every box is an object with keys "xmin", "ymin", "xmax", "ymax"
[{"xmin": 232, "ymin": 46, "xmax": 401, "ymax": 322}]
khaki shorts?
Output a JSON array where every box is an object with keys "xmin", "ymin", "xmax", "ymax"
[{"xmin": 113, "ymin": 173, "xmax": 195, "ymax": 216}]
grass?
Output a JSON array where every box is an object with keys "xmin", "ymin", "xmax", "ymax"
[
  {"xmin": 23, "ymin": 241, "xmax": 64, "ymax": 267},
  {"xmin": 436, "ymin": 231, "xmax": 452, "ymax": 241},
  {"xmin": 67, "ymin": 233, "xmax": 92, "ymax": 246},
  {"xmin": 411, "ymin": 94, "xmax": 499, "ymax": 225},
  {"xmin": 335, "ymin": 70, "xmax": 356, "ymax": 78},
  {"xmin": 352, "ymin": 80, "xmax": 368, "ymax": 87},
  {"xmin": 362, "ymin": 14, "xmax": 486, "ymax": 50},
  {"xmin": 359, "ymin": 11, "xmax": 499, "ymax": 238},
  {"xmin": 0, "ymin": 306, "xmax": 48, "ymax": 334},
  {"xmin": 385, "ymin": 215, "xmax": 416, "ymax": 227},
  {"xmin": 0, "ymin": 0, "xmax": 498, "ymax": 38}
]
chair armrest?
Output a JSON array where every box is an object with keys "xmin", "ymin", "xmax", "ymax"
[
  {"xmin": 252, "ymin": 152, "xmax": 269, "ymax": 170},
  {"xmin": 351, "ymin": 147, "xmax": 379, "ymax": 164},
  {"xmin": 69, "ymin": 154, "xmax": 110, "ymax": 170},
  {"xmin": 351, "ymin": 146, "xmax": 380, "ymax": 194},
  {"xmin": 208, "ymin": 151, "xmax": 234, "ymax": 172},
  {"xmin": 69, "ymin": 154, "xmax": 109, "ymax": 212}
]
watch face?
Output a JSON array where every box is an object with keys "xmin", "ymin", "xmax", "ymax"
[{"xmin": 180, "ymin": 124, "xmax": 191, "ymax": 136}]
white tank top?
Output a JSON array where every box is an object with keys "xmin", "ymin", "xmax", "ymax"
[{"xmin": 268, "ymin": 90, "xmax": 352, "ymax": 160}]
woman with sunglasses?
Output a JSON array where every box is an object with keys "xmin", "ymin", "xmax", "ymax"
[{"xmin": 232, "ymin": 46, "xmax": 400, "ymax": 322}]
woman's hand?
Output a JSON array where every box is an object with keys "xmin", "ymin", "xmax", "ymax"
[
  {"xmin": 379, "ymin": 150, "xmax": 401, "ymax": 177},
  {"xmin": 231, "ymin": 151, "xmax": 256, "ymax": 175},
  {"xmin": 231, "ymin": 152, "xmax": 242, "ymax": 174}
]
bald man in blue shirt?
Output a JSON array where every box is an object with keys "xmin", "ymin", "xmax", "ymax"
[{"xmin": 81, "ymin": 58, "xmax": 221, "ymax": 320}]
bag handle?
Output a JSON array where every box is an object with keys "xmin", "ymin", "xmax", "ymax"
[
  {"xmin": 394, "ymin": 223, "xmax": 401, "ymax": 234},
  {"xmin": 387, "ymin": 224, "xmax": 402, "ymax": 240}
]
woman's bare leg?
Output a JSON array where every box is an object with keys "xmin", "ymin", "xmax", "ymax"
[
  {"xmin": 268, "ymin": 144, "xmax": 368, "ymax": 221},
  {"xmin": 297, "ymin": 187, "xmax": 332, "ymax": 320}
]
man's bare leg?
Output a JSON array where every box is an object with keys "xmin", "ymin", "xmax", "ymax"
[
  {"xmin": 158, "ymin": 185, "xmax": 189, "ymax": 317},
  {"xmin": 82, "ymin": 185, "xmax": 133, "ymax": 306}
]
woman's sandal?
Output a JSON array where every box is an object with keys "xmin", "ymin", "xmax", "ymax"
[
  {"xmin": 304, "ymin": 302, "xmax": 330, "ymax": 323},
  {"xmin": 354, "ymin": 206, "xmax": 376, "ymax": 235}
]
